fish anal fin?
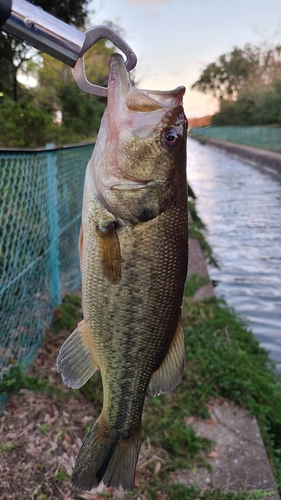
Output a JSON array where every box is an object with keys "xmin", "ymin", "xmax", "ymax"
[
  {"xmin": 150, "ymin": 316, "xmax": 186, "ymax": 396},
  {"xmin": 57, "ymin": 320, "xmax": 99, "ymax": 389},
  {"xmin": 96, "ymin": 222, "xmax": 122, "ymax": 285}
]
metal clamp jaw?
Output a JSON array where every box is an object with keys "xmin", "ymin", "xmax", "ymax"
[{"xmin": 72, "ymin": 26, "xmax": 137, "ymax": 97}]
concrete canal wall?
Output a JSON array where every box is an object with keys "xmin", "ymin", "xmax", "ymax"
[
  {"xmin": 187, "ymin": 192, "xmax": 280, "ymax": 498},
  {"xmin": 191, "ymin": 136, "xmax": 281, "ymax": 178}
]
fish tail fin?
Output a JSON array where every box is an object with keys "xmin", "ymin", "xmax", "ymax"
[{"xmin": 71, "ymin": 416, "xmax": 142, "ymax": 491}]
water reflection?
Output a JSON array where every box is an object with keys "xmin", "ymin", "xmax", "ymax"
[{"xmin": 188, "ymin": 138, "xmax": 281, "ymax": 363}]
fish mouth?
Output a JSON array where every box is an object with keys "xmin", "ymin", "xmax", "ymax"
[
  {"xmin": 108, "ymin": 54, "xmax": 186, "ymax": 113},
  {"xmin": 111, "ymin": 178, "xmax": 165, "ymax": 191},
  {"xmin": 111, "ymin": 182, "xmax": 147, "ymax": 191},
  {"xmin": 110, "ymin": 173, "xmax": 148, "ymax": 191}
]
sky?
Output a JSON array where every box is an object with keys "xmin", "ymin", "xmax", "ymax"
[{"xmin": 88, "ymin": 0, "xmax": 281, "ymax": 118}]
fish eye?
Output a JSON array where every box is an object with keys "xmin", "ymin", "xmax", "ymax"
[{"xmin": 165, "ymin": 129, "xmax": 179, "ymax": 145}]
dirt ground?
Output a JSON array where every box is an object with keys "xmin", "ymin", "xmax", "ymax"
[{"xmin": 0, "ymin": 326, "xmax": 130, "ymax": 500}]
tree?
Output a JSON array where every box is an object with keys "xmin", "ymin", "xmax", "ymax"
[
  {"xmin": 0, "ymin": 0, "xmax": 89, "ymax": 102},
  {"xmin": 191, "ymin": 44, "xmax": 262, "ymax": 100},
  {"xmin": 35, "ymin": 39, "xmax": 114, "ymax": 141},
  {"xmin": 0, "ymin": 37, "xmax": 116, "ymax": 146},
  {"xmin": 192, "ymin": 44, "xmax": 281, "ymax": 101},
  {"xmin": 192, "ymin": 43, "xmax": 281, "ymax": 126}
]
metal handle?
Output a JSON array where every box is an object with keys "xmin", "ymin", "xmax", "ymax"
[{"xmin": 1, "ymin": 0, "xmax": 86, "ymax": 67}]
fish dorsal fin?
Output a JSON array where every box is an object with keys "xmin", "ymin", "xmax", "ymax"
[
  {"xmin": 96, "ymin": 222, "xmax": 122, "ymax": 285},
  {"xmin": 149, "ymin": 316, "xmax": 186, "ymax": 396},
  {"xmin": 57, "ymin": 320, "xmax": 99, "ymax": 389}
]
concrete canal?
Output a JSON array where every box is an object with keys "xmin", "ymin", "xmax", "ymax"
[{"xmin": 188, "ymin": 138, "xmax": 281, "ymax": 365}]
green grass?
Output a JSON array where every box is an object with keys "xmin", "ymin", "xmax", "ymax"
[
  {"xmin": 38, "ymin": 423, "xmax": 50, "ymax": 435},
  {"xmin": 0, "ymin": 442, "xmax": 18, "ymax": 453},
  {"xmin": 53, "ymin": 467, "xmax": 70, "ymax": 484},
  {"xmin": 52, "ymin": 294, "xmax": 82, "ymax": 332},
  {"xmin": 0, "ymin": 366, "xmax": 48, "ymax": 396}
]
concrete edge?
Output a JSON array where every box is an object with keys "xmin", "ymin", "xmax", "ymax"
[
  {"xmin": 191, "ymin": 136, "xmax": 281, "ymax": 179},
  {"xmin": 187, "ymin": 213, "xmax": 280, "ymax": 497}
]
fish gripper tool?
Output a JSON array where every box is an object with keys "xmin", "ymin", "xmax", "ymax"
[{"xmin": 0, "ymin": 0, "xmax": 137, "ymax": 97}]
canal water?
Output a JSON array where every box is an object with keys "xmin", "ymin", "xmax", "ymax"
[{"xmin": 187, "ymin": 138, "xmax": 281, "ymax": 364}]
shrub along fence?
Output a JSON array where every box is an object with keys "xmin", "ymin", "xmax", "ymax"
[
  {"xmin": 191, "ymin": 125, "xmax": 281, "ymax": 153},
  {"xmin": 0, "ymin": 142, "xmax": 94, "ymax": 411}
]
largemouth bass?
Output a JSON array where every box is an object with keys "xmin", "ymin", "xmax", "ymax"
[{"xmin": 57, "ymin": 53, "xmax": 188, "ymax": 491}]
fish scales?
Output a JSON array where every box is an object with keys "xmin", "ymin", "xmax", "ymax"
[
  {"xmin": 57, "ymin": 53, "xmax": 188, "ymax": 491},
  {"xmin": 83, "ymin": 190, "xmax": 187, "ymax": 426}
]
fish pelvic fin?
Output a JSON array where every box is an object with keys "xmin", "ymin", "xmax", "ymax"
[
  {"xmin": 57, "ymin": 320, "xmax": 99, "ymax": 389},
  {"xmin": 71, "ymin": 416, "xmax": 142, "ymax": 491},
  {"xmin": 96, "ymin": 221, "xmax": 122, "ymax": 285},
  {"xmin": 150, "ymin": 315, "xmax": 186, "ymax": 396}
]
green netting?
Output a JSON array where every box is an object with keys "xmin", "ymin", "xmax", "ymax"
[
  {"xmin": 191, "ymin": 125, "xmax": 281, "ymax": 153},
  {"xmin": 0, "ymin": 143, "xmax": 94, "ymax": 410}
]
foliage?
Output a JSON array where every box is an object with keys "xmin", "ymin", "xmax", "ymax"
[
  {"xmin": 0, "ymin": 93, "xmax": 59, "ymax": 147},
  {"xmin": 28, "ymin": 0, "xmax": 88, "ymax": 28},
  {"xmin": 192, "ymin": 43, "xmax": 281, "ymax": 126},
  {"xmin": 0, "ymin": 36, "xmax": 114, "ymax": 146},
  {"xmin": 188, "ymin": 200, "xmax": 205, "ymax": 229},
  {"xmin": 0, "ymin": 0, "xmax": 89, "ymax": 102},
  {"xmin": 192, "ymin": 43, "xmax": 281, "ymax": 100},
  {"xmin": 0, "ymin": 366, "xmax": 47, "ymax": 395},
  {"xmin": 188, "ymin": 207, "xmax": 219, "ymax": 269},
  {"xmin": 52, "ymin": 294, "xmax": 82, "ymax": 333},
  {"xmin": 37, "ymin": 39, "xmax": 113, "ymax": 140},
  {"xmin": 212, "ymin": 77, "xmax": 281, "ymax": 126},
  {"xmin": 58, "ymin": 82, "xmax": 106, "ymax": 143},
  {"xmin": 187, "ymin": 183, "xmax": 197, "ymax": 200}
]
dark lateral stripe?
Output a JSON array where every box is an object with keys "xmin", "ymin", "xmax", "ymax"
[{"xmin": 0, "ymin": 0, "xmax": 11, "ymax": 28}]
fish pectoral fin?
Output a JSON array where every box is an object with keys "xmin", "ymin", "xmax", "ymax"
[
  {"xmin": 57, "ymin": 319, "xmax": 99, "ymax": 389},
  {"xmin": 149, "ymin": 316, "xmax": 186, "ymax": 396},
  {"xmin": 96, "ymin": 221, "xmax": 122, "ymax": 285}
]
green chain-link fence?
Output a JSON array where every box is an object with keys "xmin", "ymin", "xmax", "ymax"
[
  {"xmin": 0, "ymin": 142, "xmax": 94, "ymax": 411},
  {"xmin": 191, "ymin": 126, "xmax": 281, "ymax": 153}
]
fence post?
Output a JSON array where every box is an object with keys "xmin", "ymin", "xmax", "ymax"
[{"xmin": 46, "ymin": 150, "xmax": 61, "ymax": 306}]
